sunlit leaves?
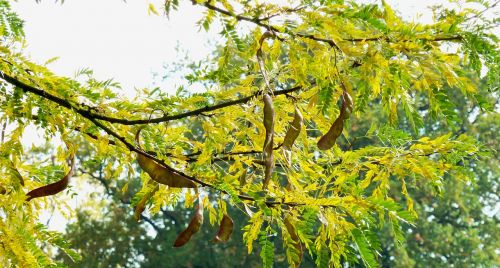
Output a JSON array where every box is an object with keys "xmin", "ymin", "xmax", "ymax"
[
  {"xmin": 0, "ymin": 1, "xmax": 24, "ymax": 39},
  {"xmin": 0, "ymin": 0, "xmax": 497, "ymax": 267}
]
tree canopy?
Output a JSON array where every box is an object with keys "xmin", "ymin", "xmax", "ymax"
[{"xmin": 0, "ymin": 0, "xmax": 498, "ymax": 267}]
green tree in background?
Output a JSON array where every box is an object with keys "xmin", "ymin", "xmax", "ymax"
[{"xmin": 0, "ymin": 0, "xmax": 498, "ymax": 267}]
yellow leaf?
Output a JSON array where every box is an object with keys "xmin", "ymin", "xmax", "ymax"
[{"xmin": 147, "ymin": 3, "xmax": 159, "ymax": 16}]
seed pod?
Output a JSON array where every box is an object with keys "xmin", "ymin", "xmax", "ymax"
[
  {"xmin": 134, "ymin": 184, "xmax": 159, "ymax": 222},
  {"xmin": 213, "ymin": 214, "xmax": 234, "ymax": 243},
  {"xmin": 282, "ymin": 107, "xmax": 303, "ymax": 165},
  {"xmin": 262, "ymin": 93, "xmax": 275, "ymax": 189},
  {"xmin": 284, "ymin": 215, "xmax": 303, "ymax": 267},
  {"xmin": 282, "ymin": 107, "xmax": 303, "ymax": 150},
  {"xmin": 257, "ymin": 31, "xmax": 274, "ymax": 91},
  {"xmin": 173, "ymin": 203, "xmax": 204, "ymax": 247},
  {"xmin": 317, "ymin": 109, "xmax": 345, "ymax": 150},
  {"xmin": 317, "ymin": 91, "xmax": 352, "ymax": 150},
  {"xmin": 26, "ymin": 153, "xmax": 75, "ymax": 201},
  {"xmin": 135, "ymin": 128, "xmax": 196, "ymax": 188}
]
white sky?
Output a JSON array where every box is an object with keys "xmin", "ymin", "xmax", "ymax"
[{"xmin": 11, "ymin": 0, "xmax": 221, "ymax": 96}]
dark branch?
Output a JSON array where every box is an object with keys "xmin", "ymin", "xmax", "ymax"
[
  {"xmin": 140, "ymin": 215, "xmax": 162, "ymax": 233},
  {"xmin": 0, "ymin": 72, "xmax": 303, "ymax": 125},
  {"xmin": 344, "ymin": 35, "xmax": 463, "ymax": 42},
  {"xmin": 78, "ymin": 165, "xmax": 163, "ymax": 233},
  {"xmin": 1, "ymin": 72, "xmax": 323, "ymax": 207},
  {"xmin": 195, "ymin": 0, "xmax": 341, "ymax": 49},
  {"xmin": 195, "ymin": 1, "xmax": 463, "ymax": 47}
]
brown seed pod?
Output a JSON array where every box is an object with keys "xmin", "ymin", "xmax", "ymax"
[
  {"xmin": 282, "ymin": 106, "xmax": 303, "ymax": 150},
  {"xmin": 134, "ymin": 184, "xmax": 159, "ymax": 222},
  {"xmin": 282, "ymin": 106, "xmax": 303, "ymax": 165},
  {"xmin": 26, "ymin": 152, "xmax": 75, "ymax": 201},
  {"xmin": 135, "ymin": 128, "xmax": 196, "ymax": 188},
  {"xmin": 257, "ymin": 31, "xmax": 275, "ymax": 92},
  {"xmin": 262, "ymin": 93, "xmax": 275, "ymax": 189},
  {"xmin": 317, "ymin": 91, "xmax": 352, "ymax": 150},
  {"xmin": 317, "ymin": 110, "xmax": 345, "ymax": 150},
  {"xmin": 284, "ymin": 215, "xmax": 303, "ymax": 267},
  {"xmin": 173, "ymin": 203, "xmax": 204, "ymax": 247},
  {"xmin": 213, "ymin": 214, "xmax": 234, "ymax": 243}
]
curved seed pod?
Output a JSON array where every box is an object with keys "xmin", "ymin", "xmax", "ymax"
[
  {"xmin": 257, "ymin": 31, "xmax": 275, "ymax": 91},
  {"xmin": 317, "ymin": 109, "xmax": 345, "ymax": 150},
  {"xmin": 134, "ymin": 184, "xmax": 160, "ymax": 222},
  {"xmin": 317, "ymin": 91, "xmax": 353, "ymax": 150},
  {"xmin": 262, "ymin": 93, "xmax": 275, "ymax": 189},
  {"xmin": 135, "ymin": 128, "xmax": 195, "ymax": 188},
  {"xmin": 284, "ymin": 215, "xmax": 303, "ymax": 267},
  {"xmin": 173, "ymin": 203, "xmax": 204, "ymax": 247},
  {"xmin": 213, "ymin": 214, "xmax": 234, "ymax": 243},
  {"xmin": 282, "ymin": 107, "xmax": 303, "ymax": 165},
  {"xmin": 282, "ymin": 106, "xmax": 303, "ymax": 150},
  {"xmin": 26, "ymin": 153, "xmax": 75, "ymax": 201}
]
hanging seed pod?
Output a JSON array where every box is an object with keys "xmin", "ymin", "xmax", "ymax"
[
  {"xmin": 282, "ymin": 107, "xmax": 303, "ymax": 149},
  {"xmin": 26, "ymin": 152, "xmax": 75, "ymax": 201},
  {"xmin": 135, "ymin": 128, "xmax": 195, "ymax": 188},
  {"xmin": 282, "ymin": 106, "xmax": 303, "ymax": 165},
  {"xmin": 284, "ymin": 215, "xmax": 303, "ymax": 267},
  {"xmin": 317, "ymin": 109, "xmax": 345, "ymax": 150},
  {"xmin": 262, "ymin": 93, "xmax": 275, "ymax": 189},
  {"xmin": 317, "ymin": 91, "xmax": 352, "ymax": 150},
  {"xmin": 213, "ymin": 214, "xmax": 234, "ymax": 243},
  {"xmin": 134, "ymin": 184, "xmax": 160, "ymax": 222},
  {"xmin": 173, "ymin": 202, "xmax": 204, "ymax": 247},
  {"xmin": 257, "ymin": 31, "xmax": 274, "ymax": 91}
]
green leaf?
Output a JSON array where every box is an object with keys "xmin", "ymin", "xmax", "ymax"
[
  {"xmin": 259, "ymin": 228, "xmax": 275, "ymax": 268},
  {"xmin": 352, "ymin": 228, "xmax": 378, "ymax": 268}
]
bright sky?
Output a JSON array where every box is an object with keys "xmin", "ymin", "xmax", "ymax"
[{"xmin": 11, "ymin": 0, "xmax": 221, "ymax": 96}]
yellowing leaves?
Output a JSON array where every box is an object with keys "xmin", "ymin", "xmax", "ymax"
[
  {"xmin": 147, "ymin": 3, "xmax": 159, "ymax": 16},
  {"xmin": 243, "ymin": 211, "xmax": 264, "ymax": 254},
  {"xmin": 382, "ymin": 0, "xmax": 401, "ymax": 28},
  {"xmin": 0, "ymin": 0, "xmax": 493, "ymax": 266}
]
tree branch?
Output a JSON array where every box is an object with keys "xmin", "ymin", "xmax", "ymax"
[
  {"xmin": 195, "ymin": 1, "xmax": 464, "ymax": 47},
  {"xmin": 0, "ymin": 71, "xmax": 338, "ymax": 208},
  {"xmin": 0, "ymin": 72, "xmax": 303, "ymax": 125},
  {"xmin": 79, "ymin": 164, "xmax": 164, "ymax": 233}
]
